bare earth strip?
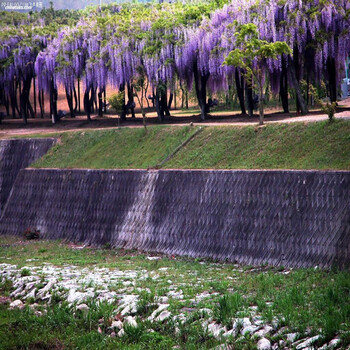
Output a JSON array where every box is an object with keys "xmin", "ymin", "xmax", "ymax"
[{"xmin": 0, "ymin": 98, "xmax": 350, "ymax": 138}]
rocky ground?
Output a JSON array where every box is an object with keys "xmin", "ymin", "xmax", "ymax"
[{"xmin": 0, "ymin": 255, "xmax": 346, "ymax": 349}]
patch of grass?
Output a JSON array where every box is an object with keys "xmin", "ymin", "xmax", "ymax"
[
  {"xmin": 33, "ymin": 126, "xmax": 198, "ymax": 169},
  {"xmin": 20, "ymin": 268, "xmax": 31, "ymax": 277},
  {"xmin": 1, "ymin": 238, "xmax": 350, "ymax": 348},
  {"xmin": 30, "ymin": 120, "xmax": 350, "ymax": 170},
  {"xmin": 167, "ymin": 120, "xmax": 350, "ymax": 170},
  {"xmin": 214, "ymin": 293, "xmax": 246, "ymax": 327}
]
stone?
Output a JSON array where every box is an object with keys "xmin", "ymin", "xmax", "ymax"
[
  {"xmin": 257, "ymin": 338, "xmax": 271, "ymax": 350},
  {"xmin": 9, "ymin": 299, "xmax": 24, "ymax": 309},
  {"xmin": 24, "ymin": 288, "xmax": 36, "ymax": 300},
  {"xmin": 110, "ymin": 331, "xmax": 116, "ymax": 338},
  {"xmin": 111, "ymin": 320, "xmax": 123, "ymax": 330},
  {"xmin": 148, "ymin": 304, "xmax": 170, "ymax": 321},
  {"xmin": 156, "ymin": 311, "xmax": 171, "ymax": 322},
  {"xmin": 318, "ymin": 338, "xmax": 340, "ymax": 350},
  {"xmin": 118, "ymin": 328, "xmax": 125, "ymax": 337},
  {"xmin": 36, "ymin": 279, "xmax": 57, "ymax": 299},
  {"xmin": 295, "ymin": 335, "xmax": 321, "ymax": 349},
  {"xmin": 241, "ymin": 325, "xmax": 260, "ymax": 335},
  {"xmin": 124, "ymin": 316, "xmax": 137, "ymax": 327},
  {"xmin": 167, "ymin": 290, "xmax": 183, "ymax": 299},
  {"xmin": 286, "ymin": 333, "xmax": 299, "ymax": 343},
  {"xmin": 76, "ymin": 303, "xmax": 90, "ymax": 313},
  {"xmin": 254, "ymin": 325, "xmax": 273, "ymax": 338},
  {"xmin": 155, "ymin": 296, "xmax": 169, "ymax": 304},
  {"xmin": 208, "ymin": 322, "xmax": 226, "ymax": 339}
]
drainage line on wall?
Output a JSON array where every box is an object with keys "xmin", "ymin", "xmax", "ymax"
[{"xmin": 155, "ymin": 126, "xmax": 204, "ymax": 169}]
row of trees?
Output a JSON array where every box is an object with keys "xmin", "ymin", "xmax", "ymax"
[{"xmin": 0, "ymin": 0, "xmax": 349, "ymax": 125}]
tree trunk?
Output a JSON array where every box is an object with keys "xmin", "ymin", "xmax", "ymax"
[
  {"xmin": 119, "ymin": 84, "xmax": 127, "ymax": 120},
  {"xmin": 84, "ymin": 85, "xmax": 91, "ymax": 121},
  {"xmin": 73, "ymin": 85, "xmax": 78, "ymax": 113},
  {"xmin": 10, "ymin": 79, "xmax": 16, "ymax": 119},
  {"xmin": 4, "ymin": 93, "xmax": 9, "ymax": 117},
  {"xmin": 127, "ymin": 82, "xmax": 136, "ymax": 118},
  {"xmin": 259, "ymin": 83, "xmax": 264, "ymax": 125},
  {"xmin": 161, "ymin": 88, "xmax": 170, "ymax": 117},
  {"xmin": 168, "ymin": 92, "xmax": 174, "ymax": 111},
  {"xmin": 155, "ymin": 88, "xmax": 164, "ymax": 121},
  {"xmin": 38, "ymin": 89, "xmax": 44, "ymax": 118},
  {"xmin": 77, "ymin": 77, "xmax": 81, "ymax": 113},
  {"xmin": 33, "ymin": 75, "xmax": 37, "ymax": 118},
  {"xmin": 41, "ymin": 90, "xmax": 45, "ymax": 118},
  {"xmin": 98, "ymin": 89, "xmax": 103, "ymax": 117},
  {"xmin": 327, "ymin": 57, "xmax": 337, "ymax": 103},
  {"xmin": 279, "ymin": 55, "xmax": 289, "ymax": 113},
  {"xmin": 193, "ymin": 61, "xmax": 210, "ymax": 120},
  {"xmin": 103, "ymin": 88, "xmax": 107, "ymax": 113},
  {"xmin": 288, "ymin": 55, "xmax": 308, "ymax": 115},
  {"xmin": 245, "ymin": 78, "xmax": 254, "ymax": 117},
  {"xmin": 50, "ymin": 77, "xmax": 58, "ymax": 124},
  {"xmin": 235, "ymin": 68, "xmax": 246, "ymax": 115},
  {"xmin": 65, "ymin": 87, "xmax": 75, "ymax": 118}
]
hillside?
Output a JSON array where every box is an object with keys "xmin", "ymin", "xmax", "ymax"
[{"xmin": 32, "ymin": 120, "xmax": 350, "ymax": 170}]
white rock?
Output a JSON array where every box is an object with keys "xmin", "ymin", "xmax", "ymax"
[
  {"xmin": 254, "ymin": 325, "xmax": 273, "ymax": 338},
  {"xmin": 155, "ymin": 296, "xmax": 169, "ymax": 304},
  {"xmin": 156, "ymin": 311, "xmax": 171, "ymax": 322},
  {"xmin": 318, "ymin": 338, "xmax": 340, "ymax": 350},
  {"xmin": 296, "ymin": 335, "xmax": 321, "ymax": 349},
  {"xmin": 241, "ymin": 325, "xmax": 260, "ymax": 335},
  {"xmin": 146, "ymin": 257, "xmax": 161, "ymax": 260},
  {"xmin": 120, "ymin": 302, "xmax": 137, "ymax": 316},
  {"xmin": 158, "ymin": 267, "xmax": 168, "ymax": 271},
  {"xmin": 167, "ymin": 290, "xmax": 183, "ymax": 299},
  {"xmin": 222, "ymin": 329, "xmax": 235, "ymax": 338},
  {"xmin": 10, "ymin": 286, "xmax": 23, "ymax": 298},
  {"xmin": 124, "ymin": 316, "xmax": 137, "ymax": 327},
  {"xmin": 36, "ymin": 279, "xmax": 57, "ymax": 299},
  {"xmin": 24, "ymin": 288, "xmax": 36, "ymax": 300},
  {"xmin": 148, "ymin": 304, "xmax": 170, "ymax": 321},
  {"xmin": 9, "ymin": 299, "xmax": 24, "ymax": 309},
  {"xmin": 111, "ymin": 320, "xmax": 123, "ymax": 330},
  {"xmin": 286, "ymin": 333, "xmax": 299, "ymax": 343},
  {"xmin": 118, "ymin": 328, "xmax": 125, "ymax": 337},
  {"xmin": 257, "ymin": 338, "xmax": 271, "ymax": 350},
  {"xmin": 76, "ymin": 303, "xmax": 90, "ymax": 312},
  {"xmin": 208, "ymin": 322, "xmax": 226, "ymax": 339}
]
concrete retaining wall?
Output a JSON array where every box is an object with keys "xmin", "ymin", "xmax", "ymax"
[
  {"xmin": 0, "ymin": 138, "xmax": 56, "ymax": 213},
  {"xmin": 1, "ymin": 168, "xmax": 349, "ymax": 268}
]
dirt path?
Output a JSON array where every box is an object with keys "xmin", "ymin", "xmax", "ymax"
[{"xmin": 1, "ymin": 98, "xmax": 350, "ymax": 138}]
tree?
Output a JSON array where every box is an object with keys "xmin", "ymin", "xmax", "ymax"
[
  {"xmin": 133, "ymin": 65, "xmax": 148, "ymax": 130},
  {"xmin": 223, "ymin": 23, "xmax": 292, "ymax": 125},
  {"xmin": 108, "ymin": 92, "xmax": 124, "ymax": 126}
]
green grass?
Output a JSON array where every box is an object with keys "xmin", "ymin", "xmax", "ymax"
[
  {"xmin": 32, "ymin": 120, "xmax": 350, "ymax": 170},
  {"xmin": 1, "ymin": 238, "xmax": 350, "ymax": 349},
  {"xmin": 33, "ymin": 126, "xmax": 198, "ymax": 169},
  {"xmin": 167, "ymin": 120, "xmax": 350, "ymax": 170}
]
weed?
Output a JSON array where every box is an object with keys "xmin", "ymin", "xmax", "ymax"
[
  {"xmin": 214, "ymin": 293, "xmax": 246, "ymax": 327},
  {"xmin": 20, "ymin": 268, "xmax": 31, "ymax": 277}
]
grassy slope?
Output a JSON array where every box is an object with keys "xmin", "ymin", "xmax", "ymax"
[
  {"xmin": 167, "ymin": 120, "xmax": 350, "ymax": 170},
  {"xmin": 32, "ymin": 120, "xmax": 350, "ymax": 170},
  {"xmin": 33, "ymin": 126, "xmax": 197, "ymax": 169}
]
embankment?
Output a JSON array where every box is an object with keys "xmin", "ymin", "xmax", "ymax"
[
  {"xmin": 1, "ymin": 168, "xmax": 349, "ymax": 268},
  {"xmin": 0, "ymin": 138, "xmax": 56, "ymax": 212}
]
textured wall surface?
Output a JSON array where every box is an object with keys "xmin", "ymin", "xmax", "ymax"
[
  {"xmin": 1, "ymin": 168, "xmax": 349, "ymax": 268},
  {"xmin": 0, "ymin": 138, "xmax": 56, "ymax": 212}
]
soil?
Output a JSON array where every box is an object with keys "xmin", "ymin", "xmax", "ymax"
[{"xmin": 1, "ymin": 94, "xmax": 349, "ymax": 138}]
